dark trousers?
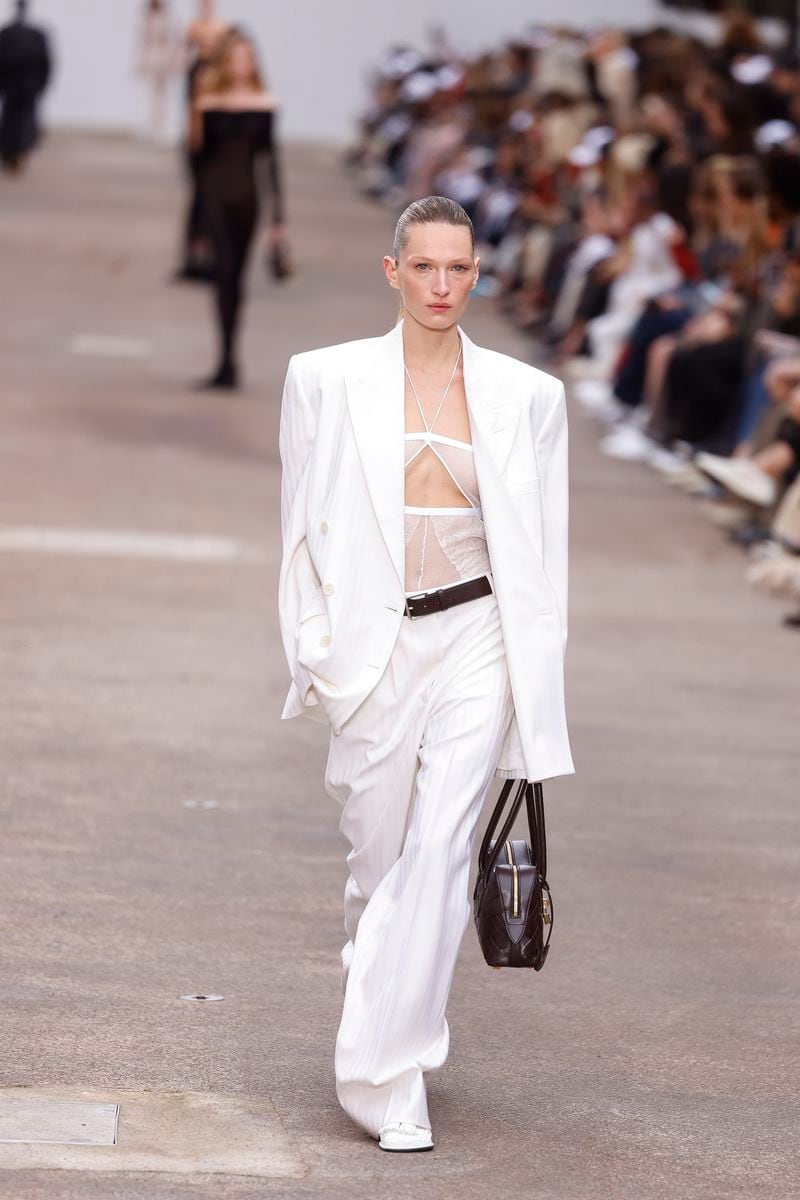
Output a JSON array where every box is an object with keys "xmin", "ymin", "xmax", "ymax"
[
  {"xmin": 664, "ymin": 335, "xmax": 747, "ymax": 451},
  {"xmin": 614, "ymin": 304, "xmax": 692, "ymax": 409}
]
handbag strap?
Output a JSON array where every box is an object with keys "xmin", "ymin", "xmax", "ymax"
[
  {"xmin": 477, "ymin": 779, "xmax": 522, "ymax": 881},
  {"xmin": 525, "ymin": 781, "xmax": 547, "ymax": 880},
  {"xmin": 477, "ymin": 779, "xmax": 548, "ymax": 902}
]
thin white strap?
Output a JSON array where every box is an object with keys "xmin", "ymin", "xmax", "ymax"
[
  {"xmin": 405, "ymin": 504, "xmax": 482, "ymax": 515},
  {"xmin": 403, "ymin": 431, "xmax": 473, "ymax": 450},
  {"xmin": 404, "ymin": 339, "xmax": 462, "ymax": 434}
]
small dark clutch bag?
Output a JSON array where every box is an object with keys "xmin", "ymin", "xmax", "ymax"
[
  {"xmin": 473, "ymin": 779, "xmax": 553, "ymax": 970},
  {"xmin": 267, "ymin": 238, "xmax": 293, "ymax": 281}
]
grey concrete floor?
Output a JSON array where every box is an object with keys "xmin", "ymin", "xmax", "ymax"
[{"xmin": 0, "ymin": 133, "xmax": 798, "ymax": 1199}]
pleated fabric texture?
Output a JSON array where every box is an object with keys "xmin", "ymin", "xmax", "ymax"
[{"xmin": 323, "ymin": 583, "xmax": 515, "ymax": 1138}]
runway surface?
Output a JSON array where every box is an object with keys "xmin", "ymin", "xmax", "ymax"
[{"xmin": 0, "ymin": 133, "xmax": 797, "ymax": 1199}]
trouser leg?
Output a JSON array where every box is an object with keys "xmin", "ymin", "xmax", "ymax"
[
  {"xmin": 325, "ymin": 591, "xmax": 514, "ymax": 1138},
  {"xmin": 210, "ymin": 202, "xmax": 255, "ymax": 372},
  {"xmin": 325, "ymin": 648, "xmax": 426, "ymax": 995}
]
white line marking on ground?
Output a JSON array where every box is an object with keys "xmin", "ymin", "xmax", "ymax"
[
  {"xmin": 70, "ymin": 335, "xmax": 152, "ymax": 359},
  {"xmin": 0, "ymin": 527, "xmax": 263, "ymax": 564}
]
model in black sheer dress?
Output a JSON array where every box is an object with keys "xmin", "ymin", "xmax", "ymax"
[
  {"xmin": 176, "ymin": 0, "xmax": 229, "ymax": 280},
  {"xmin": 192, "ymin": 32, "xmax": 286, "ymax": 389}
]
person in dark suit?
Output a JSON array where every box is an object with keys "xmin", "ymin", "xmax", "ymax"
[{"xmin": 0, "ymin": 0, "xmax": 51, "ymax": 173}]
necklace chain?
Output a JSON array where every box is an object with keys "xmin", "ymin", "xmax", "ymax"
[{"xmin": 403, "ymin": 340, "xmax": 463, "ymax": 435}]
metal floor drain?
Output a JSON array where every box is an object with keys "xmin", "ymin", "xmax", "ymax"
[
  {"xmin": 179, "ymin": 993, "xmax": 224, "ymax": 1002},
  {"xmin": 0, "ymin": 1098, "xmax": 118, "ymax": 1146}
]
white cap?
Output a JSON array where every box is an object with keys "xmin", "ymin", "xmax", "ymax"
[
  {"xmin": 568, "ymin": 143, "xmax": 602, "ymax": 168},
  {"xmin": 755, "ymin": 119, "xmax": 797, "ymax": 150},
  {"xmin": 399, "ymin": 72, "xmax": 439, "ymax": 103},
  {"xmin": 508, "ymin": 109, "xmax": 535, "ymax": 132},
  {"xmin": 582, "ymin": 125, "xmax": 616, "ymax": 149},
  {"xmin": 435, "ymin": 64, "xmax": 464, "ymax": 91},
  {"xmin": 379, "ymin": 48, "xmax": 424, "ymax": 81},
  {"xmin": 731, "ymin": 55, "xmax": 774, "ymax": 85}
]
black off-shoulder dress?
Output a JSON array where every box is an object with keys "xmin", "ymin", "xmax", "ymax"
[{"xmin": 198, "ymin": 107, "xmax": 285, "ymax": 387}]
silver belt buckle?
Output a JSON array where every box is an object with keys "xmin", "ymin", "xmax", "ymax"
[{"xmin": 404, "ymin": 590, "xmax": 428, "ymax": 619}]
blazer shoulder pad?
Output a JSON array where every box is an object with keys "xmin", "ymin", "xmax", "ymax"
[
  {"xmin": 291, "ymin": 333, "xmax": 383, "ymax": 373},
  {"xmin": 484, "ymin": 348, "xmax": 564, "ymax": 397}
]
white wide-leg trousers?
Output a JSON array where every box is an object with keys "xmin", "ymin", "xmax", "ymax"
[{"xmin": 323, "ymin": 584, "xmax": 515, "ymax": 1139}]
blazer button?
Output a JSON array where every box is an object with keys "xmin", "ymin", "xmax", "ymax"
[
  {"xmin": 320, "ymin": 634, "xmax": 331, "ymax": 647},
  {"xmin": 323, "ymin": 582, "xmax": 334, "ymax": 595},
  {"xmin": 320, "ymin": 521, "xmax": 329, "ymax": 533}
]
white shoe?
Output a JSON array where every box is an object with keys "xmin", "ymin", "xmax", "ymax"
[
  {"xmin": 572, "ymin": 378, "xmax": 613, "ymax": 410},
  {"xmin": 564, "ymin": 356, "xmax": 608, "ymax": 381},
  {"xmin": 599, "ymin": 424, "xmax": 656, "ymax": 462},
  {"xmin": 378, "ymin": 1121, "xmax": 434, "ymax": 1152},
  {"xmin": 660, "ymin": 463, "xmax": 710, "ymax": 493},
  {"xmin": 595, "ymin": 397, "xmax": 631, "ymax": 427},
  {"xmin": 646, "ymin": 444, "xmax": 693, "ymax": 475},
  {"xmin": 746, "ymin": 550, "xmax": 800, "ymax": 597},
  {"xmin": 694, "ymin": 452, "xmax": 777, "ymax": 508}
]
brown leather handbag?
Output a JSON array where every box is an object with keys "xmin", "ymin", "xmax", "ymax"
[{"xmin": 473, "ymin": 779, "xmax": 553, "ymax": 970}]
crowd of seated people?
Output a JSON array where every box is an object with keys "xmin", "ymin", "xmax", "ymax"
[{"xmin": 346, "ymin": 15, "xmax": 800, "ymax": 627}]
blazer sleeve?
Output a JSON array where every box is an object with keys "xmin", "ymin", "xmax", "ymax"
[
  {"xmin": 534, "ymin": 380, "xmax": 570, "ymax": 654},
  {"xmin": 278, "ymin": 355, "xmax": 315, "ymax": 546}
]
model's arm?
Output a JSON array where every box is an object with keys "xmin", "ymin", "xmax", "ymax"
[
  {"xmin": 259, "ymin": 109, "xmax": 285, "ymax": 227},
  {"xmin": 279, "ymin": 355, "xmax": 315, "ymax": 543},
  {"xmin": 534, "ymin": 380, "xmax": 570, "ymax": 654}
]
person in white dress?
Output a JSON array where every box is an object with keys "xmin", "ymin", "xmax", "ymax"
[{"xmin": 135, "ymin": 0, "xmax": 178, "ymax": 143}]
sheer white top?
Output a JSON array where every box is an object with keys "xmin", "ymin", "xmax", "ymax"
[{"xmin": 403, "ymin": 430, "xmax": 492, "ymax": 594}]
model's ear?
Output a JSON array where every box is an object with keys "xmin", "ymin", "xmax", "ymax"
[
  {"xmin": 471, "ymin": 256, "xmax": 480, "ymax": 288},
  {"xmin": 383, "ymin": 254, "xmax": 401, "ymax": 290}
]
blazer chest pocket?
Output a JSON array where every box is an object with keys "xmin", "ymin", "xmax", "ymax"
[{"xmin": 508, "ymin": 476, "xmax": 540, "ymax": 495}]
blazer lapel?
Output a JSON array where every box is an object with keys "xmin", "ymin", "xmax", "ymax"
[
  {"xmin": 345, "ymin": 322, "xmax": 406, "ymax": 586},
  {"xmin": 344, "ymin": 318, "xmax": 522, "ymax": 589},
  {"xmin": 459, "ymin": 324, "xmax": 521, "ymax": 478}
]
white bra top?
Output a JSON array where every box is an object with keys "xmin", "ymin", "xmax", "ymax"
[{"xmin": 403, "ymin": 430, "xmax": 480, "ymax": 510}]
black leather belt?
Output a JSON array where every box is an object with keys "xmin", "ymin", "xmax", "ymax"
[{"xmin": 404, "ymin": 574, "xmax": 493, "ymax": 619}]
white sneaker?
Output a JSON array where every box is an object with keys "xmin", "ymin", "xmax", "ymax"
[
  {"xmin": 564, "ymin": 357, "xmax": 608, "ymax": 381},
  {"xmin": 378, "ymin": 1121, "xmax": 434, "ymax": 1152},
  {"xmin": 646, "ymin": 444, "xmax": 693, "ymax": 475},
  {"xmin": 596, "ymin": 397, "xmax": 631, "ymax": 427},
  {"xmin": 599, "ymin": 424, "xmax": 656, "ymax": 462},
  {"xmin": 572, "ymin": 378, "xmax": 613, "ymax": 411},
  {"xmin": 694, "ymin": 452, "xmax": 777, "ymax": 508},
  {"xmin": 746, "ymin": 550, "xmax": 800, "ymax": 597}
]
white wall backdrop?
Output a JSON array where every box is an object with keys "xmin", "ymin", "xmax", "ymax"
[{"xmin": 23, "ymin": 0, "xmax": 751, "ymax": 144}]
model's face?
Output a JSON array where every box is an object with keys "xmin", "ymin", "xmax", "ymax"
[
  {"xmin": 227, "ymin": 40, "xmax": 255, "ymax": 85},
  {"xmin": 384, "ymin": 223, "xmax": 479, "ymax": 328}
]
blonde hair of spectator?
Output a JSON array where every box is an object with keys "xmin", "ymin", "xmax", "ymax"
[{"xmin": 392, "ymin": 196, "xmax": 475, "ymax": 324}]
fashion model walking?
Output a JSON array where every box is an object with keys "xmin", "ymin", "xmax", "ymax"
[
  {"xmin": 191, "ymin": 30, "xmax": 285, "ymax": 389},
  {"xmin": 277, "ymin": 196, "xmax": 574, "ymax": 1151},
  {"xmin": 175, "ymin": 0, "xmax": 229, "ymax": 280},
  {"xmin": 135, "ymin": 0, "xmax": 178, "ymax": 144}
]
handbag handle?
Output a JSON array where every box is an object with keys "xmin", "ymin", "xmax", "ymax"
[
  {"xmin": 525, "ymin": 780, "xmax": 547, "ymax": 880},
  {"xmin": 476, "ymin": 779, "xmax": 546, "ymax": 906}
]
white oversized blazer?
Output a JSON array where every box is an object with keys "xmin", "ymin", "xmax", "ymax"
[{"xmin": 277, "ymin": 318, "xmax": 575, "ymax": 782}]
